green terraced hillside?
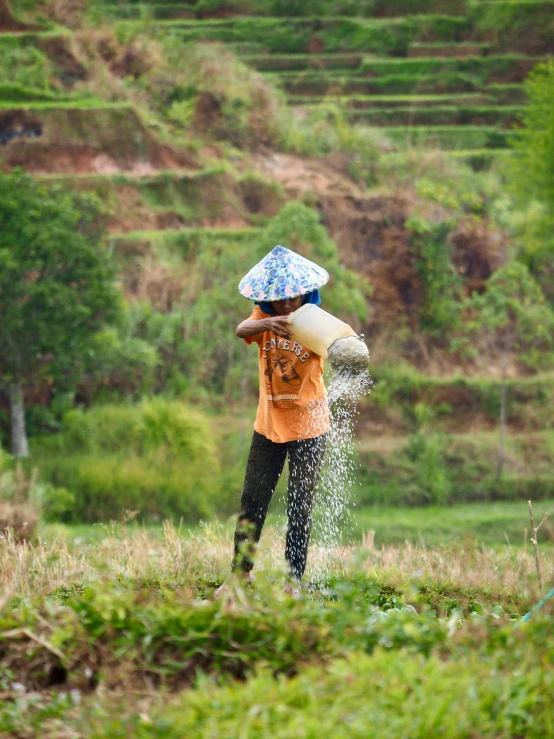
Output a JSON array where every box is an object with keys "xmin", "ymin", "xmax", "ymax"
[
  {"xmin": 1, "ymin": 0, "xmax": 552, "ymax": 176},
  {"xmin": 100, "ymin": 0, "xmax": 552, "ymax": 156}
]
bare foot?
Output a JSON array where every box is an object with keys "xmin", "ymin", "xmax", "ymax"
[{"xmin": 282, "ymin": 580, "xmax": 301, "ymax": 598}]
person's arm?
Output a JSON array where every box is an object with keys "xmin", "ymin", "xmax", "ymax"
[{"xmin": 236, "ymin": 316, "xmax": 292, "ymax": 339}]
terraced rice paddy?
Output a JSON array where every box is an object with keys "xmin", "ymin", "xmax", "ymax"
[
  {"xmin": 0, "ymin": 0, "xmax": 552, "ymax": 261},
  {"xmin": 99, "ymin": 0, "xmax": 551, "ymax": 162}
]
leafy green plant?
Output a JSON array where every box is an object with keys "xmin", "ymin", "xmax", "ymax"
[
  {"xmin": 32, "ymin": 399, "xmax": 221, "ymax": 522},
  {"xmin": 138, "ymin": 39, "xmax": 283, "ymax": 147},
  {"xmin": 460, "ymin": 261, "xmax": 554, "ymax": 370},
  {"xmin": 0, "ymin": 45, "xmax": 54, "ymax": 92},
  {"xmin": 406, "ymin": 433, "xmax": 452, "ymax": 505},
  {"xmin": 0, "ymin": 170, "xmax": 120, "ymax": 458},
  {"xmin": 41, "ymin": 485, "xmax": 75, "ymax": 522},
  {"xmin": 407, "ymin": 217, "xmax": 462, "ymax": 338},
  {"xmin": 84, "ymin": 319, "xmax": 160, "ymax": 400},
  {"xmin": 456, "ymin": 261, "xmax": 554, "ymax": 480},
  {"xmin": 471, "ymin": 0, "xmax": 554, "ymax": 54}
]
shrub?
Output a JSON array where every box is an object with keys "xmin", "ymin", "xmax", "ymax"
[
  {"xmin": 406, "ymin": 433, "xmax": 452, "ymax": 505},
  {"xmin": 141, "ymin": 40, "xmax": 284, "ymax": 147},
  {"xmin": 0, "ymin": 45, "xmax": 54, "ymax": 92},
  {"xmin": 83, "ymin": 323, "xmax": 159, "ymax": 400},
  {"xmin": 407, "ymin": 216, "xmax": 462, "ymax": 339},
  {"xmin": 505, "ymin": 61, "xmax": 554, "ymax": 302},
  {"xmin": 40, "ymin": 485, "xmax": 75, "ymax": 522},
  {"xmin": 33, "ymin": 399, "xmax": 222, "ymax": 522}
]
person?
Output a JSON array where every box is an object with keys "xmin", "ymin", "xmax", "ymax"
[{"xmin": 215, "ymin": 245, "xmax": 330, "ymax": 597}]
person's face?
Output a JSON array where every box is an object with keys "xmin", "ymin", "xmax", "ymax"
[{"xmin": 271, "ymin": 296, "xmax": 302, "ymax": 316}]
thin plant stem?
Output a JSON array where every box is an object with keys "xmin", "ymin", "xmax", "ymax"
[{"xmin": 527, "ymin": 500, "xmax": 550, "ymax": 597}]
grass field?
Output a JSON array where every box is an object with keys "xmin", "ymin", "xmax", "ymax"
[
  {"xmin": 352, "ymin": 499, "xmax": 554, "ymax": 546},
  {"xmin": 40, "ymin": 498, "xmax": 554, "ymax": 549},
  {"xmin": 1, "ymin": 515, "xmax": 553, "ymax": 737}
]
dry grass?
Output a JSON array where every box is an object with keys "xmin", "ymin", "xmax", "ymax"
[
  {"xmin": 355, "ymin": 535, "xmax": 550, "ymax": 595},
  {"xmin": 0, "ymin": 459, "xmax": 40, "ymax": 542},
  {"xmin": 32, "ymin": 0, "xmax": 87, "ymax": 28},
  {"xmin": 0, "ymin": 501, "xmax": 39, "ymax": 543},
  {"xmin": 1, "ymin": 521, "xmax": 551, "ymax": 601}
]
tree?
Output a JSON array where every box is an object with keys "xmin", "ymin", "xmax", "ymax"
[
  {"xmin": 0, "ymin": 170, "xmax": 120, "ymax": 457},
  {"xmin": 459, "ymin": 261, "xmax": 554, "ymax": 481}
]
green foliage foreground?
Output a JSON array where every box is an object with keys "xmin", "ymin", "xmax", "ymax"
[
  {"xmin": 1, "ymin": 513, "xmax": 551, "ymax": 736},
  {"xmin": 0, "ymin": 571, "xmax": 552, "ymax": 737},
  {"xmin": 96, "ymin": 643, "xmax": 553, "ymax": 738}
]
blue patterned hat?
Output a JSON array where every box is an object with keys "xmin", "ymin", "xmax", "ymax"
[{"xmin": 239, "ymin": 245, "xmax": 329, "ymax": 302}]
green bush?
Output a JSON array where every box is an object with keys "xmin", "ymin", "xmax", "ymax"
[
  {"xmin": 83, "ymin": 323, "xmax": 160, "ymax": 400},
  {"xmin": 41, "ymin": 485, "xmax": 75, "ymax": 522},
  {"xmin": 140, "ymin": 39, "xmax": 284, "ymax": 147},
  {"xmin": 406, "ymin": 433, "xmax": 452, "ymax": 504},
  {"xmin": 505, "ymin": 62, "xmax": 554, "ymax": 303},
  {"xmin": 33, "ymin": 399, "xmax": 222, "ymax": 522},
  {"xmin": 279, "ymin": 104, "xmax": 384, "ymax": 185},
  {"xmin": 0, "ymin": 45, "xmax": 54, "ymax": 92},
  {"xmin": 407, "ymin": 217, "xmax": 462, "ymax": 338}
]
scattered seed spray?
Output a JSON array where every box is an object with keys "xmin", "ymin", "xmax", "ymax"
[{"xmin": 276, "ymin": 336, "xmax": 372, "ymax": 584}]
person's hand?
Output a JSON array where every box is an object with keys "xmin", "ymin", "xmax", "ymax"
[{"xmin": 266, "ymin": 316, "xmax": 293, "ymax": 339}]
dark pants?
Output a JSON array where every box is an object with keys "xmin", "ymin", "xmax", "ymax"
[{"xmin": 232, "ymin": 430, "xmax": 327, "ymax": 580}]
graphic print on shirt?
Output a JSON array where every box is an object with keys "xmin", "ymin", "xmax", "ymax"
[
  {"xmin": 265, "ymin": 353, "xmax": 301, "ymax": 386},
  {"xmin": 262, "ymin": 336, "xmax": 310, "ymax": 408}
]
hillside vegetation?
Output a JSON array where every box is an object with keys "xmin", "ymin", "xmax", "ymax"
[
  {"xmin": 1, "ymin": 3, "xmax": 554, "ymax": 736},
  {"xmin": 0, "ymin": 0, "xmax": 553, "ymax": 515}
]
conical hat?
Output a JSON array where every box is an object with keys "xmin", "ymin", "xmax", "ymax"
[{"xmin": 238, "ymin": 245, "xmax": 329, "ymax": 302}]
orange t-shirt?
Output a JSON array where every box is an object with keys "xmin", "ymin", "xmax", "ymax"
[{"xmin": 243, "ymin": 306, "xmax": 330, "ymax": 443}]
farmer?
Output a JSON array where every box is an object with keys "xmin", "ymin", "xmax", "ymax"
[{"xmin": 216, "ymin": 245, "xmax": 330, "ymax": 596}]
